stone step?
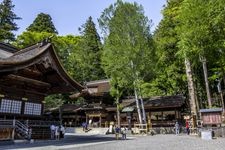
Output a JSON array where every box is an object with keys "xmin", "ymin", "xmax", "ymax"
[{"xmin": 0, "ymin": 139, "xmax": 14, "ymax": 146}]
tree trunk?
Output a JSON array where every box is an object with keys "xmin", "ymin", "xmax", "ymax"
[
  {"xmin": 194, "ymin": 82, "xmax": 200, "ymax": 113},
  {"xmin": 223, "ymin": 75, "xmax": 225, "ymax": 87},
  {"xmin": 201, "ymin": 57, "xmax": 212, "ymax": 108},
  {"xmin": 59, "ymin": 106, "xmax": 62, "ymax": 125},
  {"xmin": 185, "ymin": 58, "xmax": 198, "ymax": 126},
  {"xmin": 138, "ymin": 88, "xmax": 146, "ymax": 124},
  {"xmin": 139, "ymin": 97, "xmax": 146, "ymax": 124},
  {"xmin": 116, "ymin": 97, "xmax": 121, "ymax": 128},
  {"xmin": 134, "ymin": 86, "xmax": 142, "ymax": 124},
  {"xmin": 131, "ymin": 60, "xmax": 142, "ymax": 124}
]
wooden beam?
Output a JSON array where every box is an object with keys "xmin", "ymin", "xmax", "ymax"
[
  {"xmin": 0, "ymin": 84, "xmax": 46, "ymax": 97},
  {"xmin": 18, "ymin": 68, "xmax": 42, "ymax": 78},
  {"xmin": 2, "ymin": 74, "xmax": 51, "ymax": 88}
]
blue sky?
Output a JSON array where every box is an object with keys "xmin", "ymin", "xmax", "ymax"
[{"xmin": 7, "ymin": 0, "xmax": 166, "ymax": 36}]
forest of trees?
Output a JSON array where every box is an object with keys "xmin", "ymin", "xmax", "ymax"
[{"xmin": 1, "ymin": 0, "xmax": 225, "ymax": 120}]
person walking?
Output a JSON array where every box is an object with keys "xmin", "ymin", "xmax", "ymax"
[
  {"xmin": 82, "ymin": 122, "xmax": 86, "ymax": 131},
  {"xmin": 50, "ymin": 124, "xmax": 56, "ymax": 140},
  {"xmin": 175, "ymin": 122, "xmax": 180, "ymax": 135},
  {"xmin": 27, "ymin": 126, "xmax": 32, "ymax": 141},
  {"xmin": 185, "ymin": 119, "xmax": 190, "ymax": 135},
  {"xmin": 121, "ymin": 126, "xmax": 127, "ymax": 140},
  {"xmin": 55, "ymin": 126, "xmax": 60, "ymax": 140},
  {"xmin": 60, "ymin": 125, "xmax": 65, "ymax": 138},
  {"xmin": 115, "ymin": 126, "xmax": 120, "ymax": 140}
]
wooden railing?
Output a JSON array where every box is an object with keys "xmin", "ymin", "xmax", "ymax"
[
  {"xmin": 0, "ymin": 119, "xmax": 14, "ymax": 128},
  {"xmin": 133, "ymin": 124, "xmax": 148, "ymax": 134},
  {"xmin": 0, "ymin": 119, "xmax": 29, "ymax": 140},
  {"xmin": 0, "ymin": 119, "xmax": 59, "ymax": 140},
  {"xmin": 20, "ymin": 120, "xmax": 59, "ymax": 127},
  {"xmin": 15, "ymin": 120, "xmax": 29, "ymax": 139}
]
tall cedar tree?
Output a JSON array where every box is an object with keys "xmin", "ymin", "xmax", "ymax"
[
  {"xmin": 26, "ymin": 13, "xmax": 58, "ymax": 34},
  {"xmin": 0, "ymin": 0, "xmax": 20, "ymax": 42},
  {"xmin": 177, "ymin": 0, "xmax": 225, "ymax": 108},
  {"xmin": 151, "ymin": 0, "xmax": 186, "ymax": 96},
  {"xmin": 99, "ymin": 0, "xmax": 154, "ymax": 124},
  {"xmin": 78, "ymin": 16, "xmax": 105, "ymax": 82},
  {"xmin": 99, "ymin": 0, "xmax": 154, "ymax": 90}
]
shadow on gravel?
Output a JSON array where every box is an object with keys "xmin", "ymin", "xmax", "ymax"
[{"xmin": 0, "ymin": 134, "xmax": 132, "ymax": 150}]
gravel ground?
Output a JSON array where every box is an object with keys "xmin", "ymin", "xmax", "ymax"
[
  {"xmin": 72, "ymin": 134, "xmax": 225, "ymax": 150},
  {"xmin": 1, "ymin": 134, "xmax": 225, "ymax": 150}
]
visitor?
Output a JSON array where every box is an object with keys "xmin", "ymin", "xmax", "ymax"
[
  {"xmin": 82, "ymin": 122, "xmax": 86, "ymax": 131},
  {"xmin": 85, "ymin": 122, "xmax": 88, "ymax": 131},
  {"xmin": 186, "ymin": 119, "xmax": 190, "ymax": 135},
  {"xmin": 121, "ymin": 126, "xmax": 127, "ymax": 140},
  {"xmin": 27, "ymin": 126, "xmax": 32, "ymax": 141},
  {"xmin": 50, "ymin": 124, "xmax": 56, "ymax": 139},
  {"xmin": 55, "ymin": 126, "xmax": 60, "ymax": 140},
  {"xmin": 115, "ymin": 126, "xmax": 120, "ymax": 140},
  {"xmin": 175, "ymin": 122, "xmax": 180, "ymax": 135},
  {"xmin": 60, "ymin": 125, "xmax": 65, "ymax": 138}
]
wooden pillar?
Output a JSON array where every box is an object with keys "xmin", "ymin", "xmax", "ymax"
[
  {"xmin": 178, "ymin": 111, "xmax": 181, "ymax": 119},
  {"xmin": 127, "ymin": 112, "xmax": 132, "ymax": 130},
  {"xmin": 12, "ymin": 119, "xmax": 15, "ymax": 140},
  {"xmin": 175, "ymin": 110, "xmax": 179, "ymax": 119},
  {"xmin": 99, "ymin": 114, "xmax": 102, "ymax": 128},
  {"xmin": 147, "ymin": 112, "xmax": 152, "ymax": 129},
  {"xmin": 86, "ymin": 113, "xmax": 88, "ymax": 123}
]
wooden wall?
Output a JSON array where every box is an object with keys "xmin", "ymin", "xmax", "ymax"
[{"xmin": 0, "ymin": 128, "xmax": 12, "ymax": 140}]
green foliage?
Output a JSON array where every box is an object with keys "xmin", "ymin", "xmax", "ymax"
[
  {"xmin": 109, "ymin": 77, "xmax": 124, "ymax": 100},
  {"xmin": 99, "ymin": 0, "xmax": 155, "ymax": 98},
  {"xmin": 53, "ymin": 35, "xmax": 83, "ymax": 81},
  {"xmin": 15, "ymin": 31, "xmax": 54, "ymax": 48},
  {"xmin": 76, "ymin": 16, "xmax": 105, "ymax": 83},
  {"xmin": 74, "ymin": 97, "xmax": 86, "ymax": 105},
  {"xmin": 0, "ymin": 0, "xmax": 21, "ymax": 42},
  {"xmin": 177, "ymin": 0, "xmax": 225, "ymax": 107},
  {"xmin": 150, "ymin": 0, "xmax": 187, "ymax": 97},
  {"xmin": 26, "ymin": 13, "xmax": 58, "ymax": 34},
  {"xmin": 44, "ymin": 94, "xmax": 64, "ymax": 110},
  {"xmin": 177, "ymin": 0, "xmax": 225, "ymax": 61}
]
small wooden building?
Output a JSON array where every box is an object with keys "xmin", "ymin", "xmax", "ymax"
[
  {"xmin": 0, "ymin": 41, "xmax": 83, "ymax": 140},
  {"xmin": 119, "ymin": 95, "xmax": 187, "ymax": 128},
  {"xmin": 199, "ymin": 108, "xmax": 223, "ymax": 127}
]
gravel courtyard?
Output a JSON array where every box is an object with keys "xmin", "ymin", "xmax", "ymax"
[
  {"xmin": 1, "ymin": 134, "xmax": 225, "ymax": 150},
  {"xmin": 72, "ymin": 134, "xmax": 225, "ymax": 150}
]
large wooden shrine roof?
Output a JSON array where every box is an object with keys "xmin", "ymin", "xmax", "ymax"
[
  {"xmin": 120, "ymin": 95, "xmax": 186, "ymax": 112},
  {"xmin": 0, "ymin": 41, "xmax": 83, "ymax": 98},
  {"xmin": 143, "ymin": 95, "xmax": 185, "ymax": 109},
  {"xmin": 0, "ymin": 42, "xmax": 18, "ymax": 58}
]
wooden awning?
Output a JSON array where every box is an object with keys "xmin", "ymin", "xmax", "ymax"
[
  {"xmin": 70, "ymin": 79, "xmax": 110, "ymax": 99},
  {"xmin": 0, "ymin": 41, "xmax": 83, "ymax": 98},
  {"xmin": 107, "ymin": 95, "xmax": 186, "ymax": 112}
]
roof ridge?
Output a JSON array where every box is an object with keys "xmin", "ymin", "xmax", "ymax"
[
  {"xmin": 0, "ymin": 42, "xmax": 18, "ymax": 53},
  {"xmin": 87, "ymin": 79, "xmax": 110, "ymax": 85},
  {"xmin": 13, "ymin": 42, "xmax": 48, "ymax": 56}
]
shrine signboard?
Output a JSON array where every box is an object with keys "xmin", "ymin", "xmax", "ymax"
[{"xmin": 199, "ymin": 108, "xmax": 222, "ymax": 126}]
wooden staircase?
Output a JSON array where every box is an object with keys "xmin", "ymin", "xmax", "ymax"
[
  {"xmin": 0, "ymin": 119, "xmax": 29, "ymax": 140},
  {"xmin": 0, "ymin": 119, "xmax": 57, "ymax": 140}
]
